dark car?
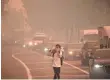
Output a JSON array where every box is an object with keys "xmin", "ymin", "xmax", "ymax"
[{"xmin": 89, "ymin": 49, "xmax": 110, "ymax": 79}]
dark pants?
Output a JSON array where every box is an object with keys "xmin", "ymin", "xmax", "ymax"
[{"xmin": 53, "ymin": 67, "xmax": 60, "ymax": 79}]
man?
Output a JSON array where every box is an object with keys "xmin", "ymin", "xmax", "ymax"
[{"xmin": 51, "ymin": 44, "xmax": 63, "ymax": 79}]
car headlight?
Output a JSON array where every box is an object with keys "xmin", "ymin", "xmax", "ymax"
[
  {"xmin": 34, "ymin": 43, "xmax": 38, "ymax": 45},
  {"xmin": 44, "ymin": 48, "xmax": 48, "ymax": 52},
  {"xmin": 29, "ymin": 41, "xmax": 33, "ymax": 46},
  {"xmin": 15, "ymin": 41, "xmax": 17, "ymax": 43},
  {"xmin": 23, "ymin": 44, "xmax": 26, "ymax": 48},
  {"xmin": 69, "ymin": 51, "xmax": 73, "ymax": 55},
  {"xmin": 94, "ymin": 64, "xmax": 103, "ymax": 68}
]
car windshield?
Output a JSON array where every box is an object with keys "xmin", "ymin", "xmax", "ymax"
[
  {"xmin": 87, "ymin": 42, "xmax": 99, "ymax": 48},
  {"xmin": 84, "ymin": 34, "xmax": 99, "ymax": 41}
]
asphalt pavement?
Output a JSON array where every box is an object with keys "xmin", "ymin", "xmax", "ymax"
[
  {"xmin": 1, "ymin": 45, "xmax": 89, "ymax": 79},
  {"xmin": 1, "ymin": 45, "xmax": 27, "ymax": 79}
]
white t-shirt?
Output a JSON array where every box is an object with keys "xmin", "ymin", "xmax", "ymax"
[{"xmin": 52, "ymin": 50, "xmax": 63, "ymax": 67}]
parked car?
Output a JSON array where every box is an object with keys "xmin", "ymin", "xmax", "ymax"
[{"xmin": 89, "ymin": 49, "xmax": 110, "ymax": 79}]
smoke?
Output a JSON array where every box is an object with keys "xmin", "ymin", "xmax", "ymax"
[
  {"xmin": 8, "ymin": 0, "xmax": 31, "ymax": 32},
  {"xmin": 3, "ymin": 0, "xmax": 110, "ymax": 42}
]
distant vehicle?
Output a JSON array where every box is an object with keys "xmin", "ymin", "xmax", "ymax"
[
  {"xmin": 80, "ymin": 26, "xmax": 110, "ymax": 65},
  {"xmin": 98, "ymin": 26, "xmax": 110, "ymax": 49},
  {"xmin": 67, "ymin": 49, "xmax": 81, "ymax": 59},
  {"xmin": 80, "ymin": 29, "xmax": 100, "ymax": 65},
  {"xmin": 45, "ymin": 42, "xmax": 82, "ymax": 60},
  {"xmin": 25, "ymin": 33, "xmax": 49, "ymax": 50},
  {"xmin": 33, "ymin": 33, "xmax": 48, "ymax": 45},
  {"xmin": 65, "ymin": 43, "xmax": 82, "ymax": 60},
  {"xmin": 89, "ymin": 49, "xmax": 110, "ymax": 79},
  {"xmin": 80, "ymin": 26, "xmax": 110, "ymax": 49},
  {"xmin": 80, "ymin": 41, "xmax": 100, "ymax": 66},
  {"xmin": 80, "ymin": 29, "xmax": 99, "ymax": 43}
]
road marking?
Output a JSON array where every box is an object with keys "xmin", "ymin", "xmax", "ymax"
[
  {"xmin": 12, "ymin": 54, "xmax": 32, "ymax": 80},
  {"xmin": 17, "ymin": 50, "xmax": 89, "ymax": 78},
  {"xmin": 64, "ymin": 62, "xmax": 89, "ymax": 75},
  {"xmin": 34, "ymin": 51, "xmax": 89, "ymax": 75}
]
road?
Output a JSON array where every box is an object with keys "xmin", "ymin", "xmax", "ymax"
[
  {"xmin": 2, "ymin": 45, "xmax": 89, "ymax": 79},
  {"xmin": 1, "ymin": 45, "xmax": 27, "ymax": 79}
]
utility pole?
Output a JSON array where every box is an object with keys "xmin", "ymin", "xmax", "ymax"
[
  {"xmin": 65, "ymin": 26, "xmax": 69, "ymax": 59},
  {"xmin": 77, "ymin": 27, "xmax": 80, "ymax": 43},
  {"xmin": 65, "ymin": 25, "xmax": 74, "ymax": 59},
  {"xmin": 69, "ymin": 25, "xmax": 74, "ymax": 43}
]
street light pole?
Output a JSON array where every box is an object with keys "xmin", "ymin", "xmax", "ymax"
[
  {"xmin": 65, "ymin": 26, "xmax": 69, "ymax": 60},
  {"xmin": 69, "ymin": 25, "xmax": 74, "ymax": 43}
]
